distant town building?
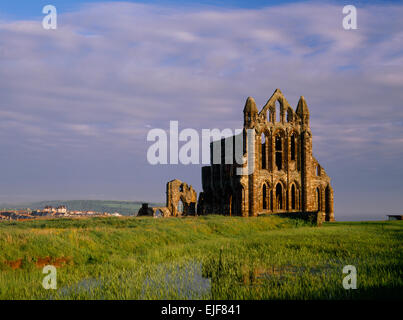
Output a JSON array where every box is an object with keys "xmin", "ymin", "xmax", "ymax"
[
  {"xmin": 56, "ymin": 205, "xmax": 67, "ymax": 214},
  {"xmin": 0, "ymin": 204, "xmax": 123, "ymax": 221}
]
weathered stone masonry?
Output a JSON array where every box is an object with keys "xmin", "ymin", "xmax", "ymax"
[
  {"xmin": 197, "ymin": 89, "xmax": 335, "ymax": 221},
  {"xmin": 166, "ymin": 179, "xmax": 197, "ymax": 216},
  {"xmin": 140, "ymin": 179, "xmax": 198, "ymax": 217}
]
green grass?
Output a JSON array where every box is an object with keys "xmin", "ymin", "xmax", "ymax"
[{"xmin": 0, "ymin": 216, "xmax": 401, "ymax": 300}]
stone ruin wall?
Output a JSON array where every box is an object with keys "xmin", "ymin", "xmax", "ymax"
[
  {"xmin": 139, "ymin": 179, "xmax": 197, "ymax": 217},
  {"xmin": 197, "ymin": 89, "xmax": 335, "ymax": 222},
  {"xmin": 140, "ymin": 89, "xmax": 335, "ymax": 224}
]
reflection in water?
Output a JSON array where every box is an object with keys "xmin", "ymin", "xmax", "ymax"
[
  {"xmin": 54, "ymin": 261, "xmax": 211, "ymax": 299},
  {"xmin": 54, "ymin": 278, "xmax": 103, "ymax": 299},
  {"xmin": 142, "ymin": 261, "xmax": 211, "ymax": 299}
]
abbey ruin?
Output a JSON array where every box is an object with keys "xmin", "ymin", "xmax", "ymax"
[
  {"xmin": 146, "ymin": 89, "xmax": 334, "ymax": 223},
  {"xmin": 197, "ymin": 89, "xmax": 334, "ymax": 222},
  {"xmin": 139, "ymin": 179, "xmax": 197, "ymax": 217}
]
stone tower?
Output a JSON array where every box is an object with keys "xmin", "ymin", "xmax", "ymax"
[{"xmin": 198, "ymin": 89, "xmax": 334, "ymax": 221}]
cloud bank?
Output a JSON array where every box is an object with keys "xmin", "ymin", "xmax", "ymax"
[{"xmin": 0, "ymin": 1, "xmax": 402, "ymax": 219}]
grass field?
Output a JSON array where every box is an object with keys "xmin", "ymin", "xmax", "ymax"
[{"xmin": 0, "ymin": 215, "xmax": 401, "ymax": 300}]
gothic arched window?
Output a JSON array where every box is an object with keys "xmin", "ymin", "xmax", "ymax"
[
  {"xmin": 275, "ymin": 134, "xmax": 282, "ymax": 170},
  {"xmin": 261, "ymin": 133, "xmax": 266, "ymax": 169},
  {"xmin": 275, "ymin": 100, "xmax": 281, "ymax": 122},
  {"xmin": 291, "ymin": 134, "xmax": 296, "ymax": 161},
  {"xmin": 291, "ymin": 184, "xmax": 296, "ymax": 210},
  {"xmin": 276, "ymin": 183, "xmax": 283, "ymax": 210}
]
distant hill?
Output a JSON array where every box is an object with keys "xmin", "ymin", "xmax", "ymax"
[{"xmin": 0, "ymin": 200, "xmax": 164, "ymax": 216}]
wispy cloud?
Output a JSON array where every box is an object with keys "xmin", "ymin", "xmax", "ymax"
[{"xmin": 0, "ymin": 1, "xmax": 402, "ymax": 213}]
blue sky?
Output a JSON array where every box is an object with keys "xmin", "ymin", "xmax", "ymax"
[
  {"xmin": 1, "ymin": 0, "xmax": 402, "ymax": 19},
  {"xmin": 0, "ymin": 1, "xmax": 402, "ymax": 220}
]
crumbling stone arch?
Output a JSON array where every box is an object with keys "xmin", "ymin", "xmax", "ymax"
[
  {"xmin": 262, "ymin": 183, "xmax": 268, "ymax": 210},
  {"xmin": 325, "ymin": 184, "xmax": 334, "ymax": 221},
  {"xmin": 316, "ymin": 186, "xmax": 322, "ymax": 211},
  {"xmin": 166, "ymin": 179, "xmax": 197, "ymax": 216},
  {"xmin": 274, "ymin": 129, "xmax": 286, "ymax": 171},
  {"xmin": 275, "ymin": 181, "xmax": 285, "ymax": 211},
  {"xmin": 288, "ymin": 129, "xmax": 299, "ymax": 162},
  {"xmin": 275, "ymin": 100, "xmax": 282, "ymax": 123},
  {"xmin": 289, "ymin": 181, "xmax": 301, "ymax": 211},
  {"xmin": 237, "ymin": 185, "xmax": 246, "ymax": 216},
  {"xmin": 268, "ymin": 108, "xmax": 274, "ymax": 123},
  {"xmin": 260, "ymin": 180, "xmax": 272, "ymax": 211},
  {"xmin": 260, "ymin": 133, "xmax": 267, "ymax": 169},
  {"xmin": 286, "ymin": 107, "xmax": 294, "ymax": 123},
  {"xmin": 178, "ymin": 197, "xmax": 185, "ymax": 214},
  {"xmin": 259, "ymin": 89, "xmax": 291, "ymax": 123},
  {"xmin": 291, "ymin": 184, "xmax": 296, "ymax": 210},
  {"xmin": 316, "ymin": 165, "xmax": 321, "ymax": 176}
]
